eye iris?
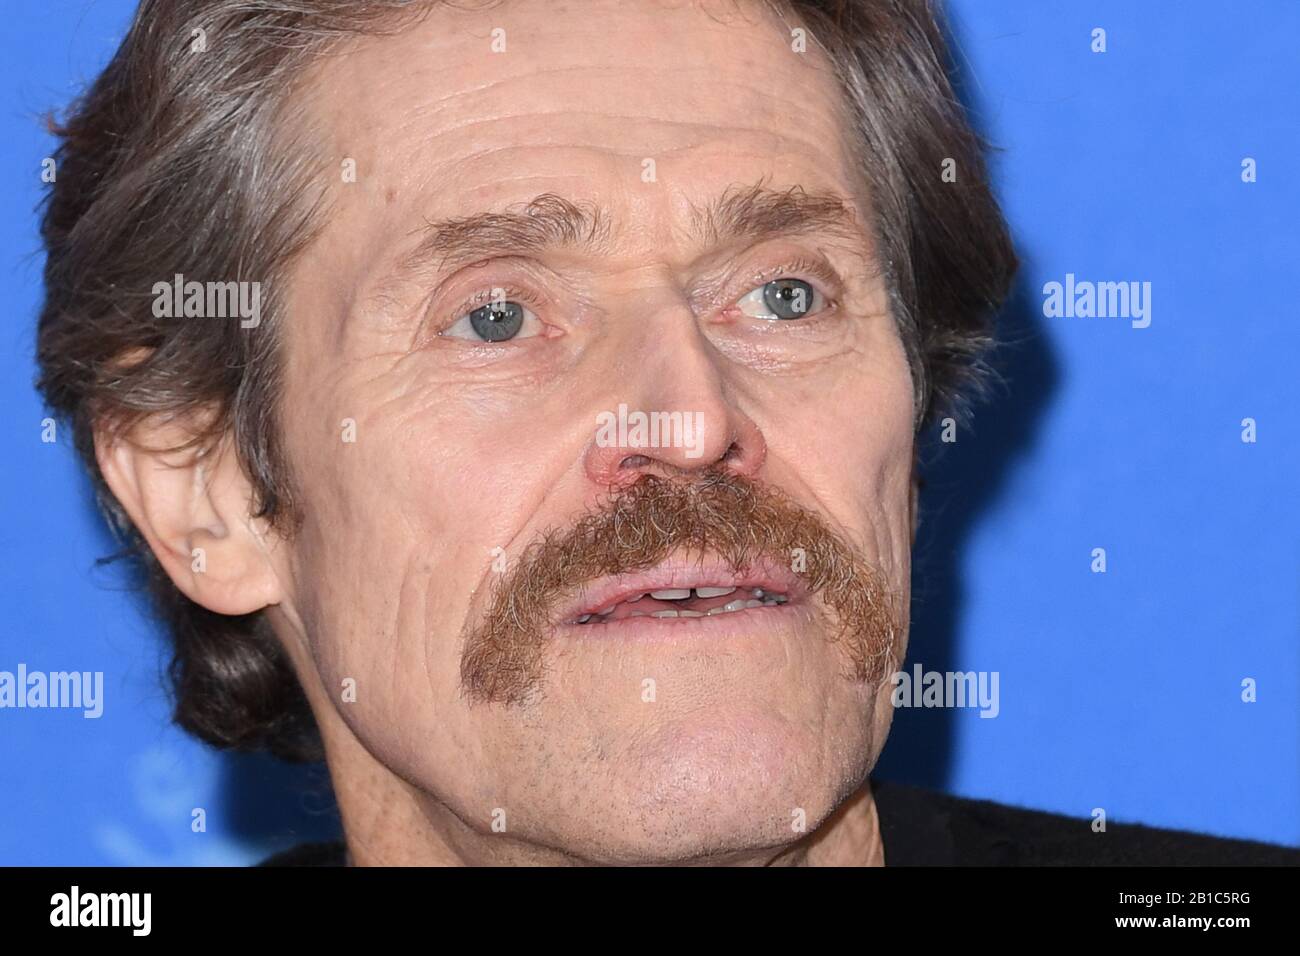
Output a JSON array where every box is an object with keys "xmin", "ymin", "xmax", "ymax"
[
  {"xmin": 468, "ymin": 301, "xmax": 525, "ymax": 341},
  {"xmin": 762, "ymin": 279, "xmax": 813, "ymax": 319}
]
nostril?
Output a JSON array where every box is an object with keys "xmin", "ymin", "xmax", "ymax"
[{"xmin": 620, "ymin": 454, "xmax": 652, "ymax": 470}]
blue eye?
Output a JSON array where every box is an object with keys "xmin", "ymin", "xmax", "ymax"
[
  {"xmin": 442, "ymin": 298, "xmax": 541, "ymax": 342},
  {"xmin": 736, "ymin": 278, "xmax": 821, "ymax": 320}
]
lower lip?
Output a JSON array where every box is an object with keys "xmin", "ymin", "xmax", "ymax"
[{"xmin": 553, "ymin": 600, "xmax": 813, "ymax": 643}]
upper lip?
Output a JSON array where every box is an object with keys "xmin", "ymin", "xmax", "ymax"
[{"xmin": 554, "ymin": 554, "xmax": 809, "ymax": 625}]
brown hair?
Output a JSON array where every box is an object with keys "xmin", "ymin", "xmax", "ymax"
[{"xmin": 35, "ymin": 0, "xmax": 1016, "ymax": 762}]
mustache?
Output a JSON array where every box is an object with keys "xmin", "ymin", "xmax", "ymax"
[{"xmin": 459, "ymin": 468, "xmax": 904, "ymax": 705}]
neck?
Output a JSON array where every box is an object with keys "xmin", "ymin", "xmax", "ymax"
[{"xmin": 772, "ymin": 781, "xmax": 885, "ymax": 866}]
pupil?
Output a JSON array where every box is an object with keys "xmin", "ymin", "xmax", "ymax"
[
  {"xmin": 762, "ymin": 279, "xmax": 812, "ymax": 319},
  {"xmin": 469, "ymin": 301, "xmax": 524, "ymax": 341}
]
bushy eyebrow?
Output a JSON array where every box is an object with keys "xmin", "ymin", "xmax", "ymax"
[
  {"xmin": 388, "ymin": 179, "xmax": 869, "ymax": 289},
  {"xmin": 687, "ymin": 179, "xmax": 867, "ymax": 248},
  {"xmin": 398, "ymin": 192, "xmax": 614, "ymax": 277}
]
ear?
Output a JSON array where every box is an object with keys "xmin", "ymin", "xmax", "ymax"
[{"xmin": 95, "ymin": 415, "xmax": 283, "ymax": 616}]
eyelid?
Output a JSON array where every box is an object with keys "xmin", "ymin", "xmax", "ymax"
[
  {"xmin": 724, "ymin": 255, "xmax": 842, "ymax": 312},
  {"xmin": 753, "ymin": 255, "xmax": 838, "ymax": 286},
  {"xmin": 435, "ymin": 280, "xmax": 550, "ymax": 335},
  {"xmin": 426, "ymin": 253, "xmax": 843, "ymax": 335}
]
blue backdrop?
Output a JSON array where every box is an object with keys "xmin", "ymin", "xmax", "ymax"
[{"xmin": 2, "ymin": 0, "xmax": 1296, "ymax": 864}]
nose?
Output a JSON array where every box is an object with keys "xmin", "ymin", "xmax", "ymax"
[{"xmin": 582, "ymin": 308, "xmax": 767, "ymax": 491}]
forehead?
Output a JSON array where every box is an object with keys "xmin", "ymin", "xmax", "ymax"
[{"xmin": 300, "ymin": 0, "xmax": 866, "ymax": 241}]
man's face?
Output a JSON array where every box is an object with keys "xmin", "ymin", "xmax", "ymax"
[{"xmin": 272, "ymin": 0, "xmax": 916, "ymax": 863}]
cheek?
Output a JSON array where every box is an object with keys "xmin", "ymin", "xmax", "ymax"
[
  {"xmin": 755, "ymin": 328, "xmax": 915, "ymax": 574},
  {"xmin": 855, "ymin": 362, "xmax": 915, "ymax": 578},
  {"xmin": 278, "ymin": 417, "xmax": 510, "ymax": 797},
  {"xmin": 274, "ymin": 379, "xmax": 440, "ymax": 664},
  {"xmin": 281, "ymin": 361, "xmax": 585, "ymax": 690}
]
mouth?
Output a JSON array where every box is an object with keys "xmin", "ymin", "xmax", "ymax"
[{"xmin": 557, "ymin": 557, "xmax": 807, "ymax": 629}]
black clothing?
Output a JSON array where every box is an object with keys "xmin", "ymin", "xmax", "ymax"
[{"xmin": 257, "ymin": 777, "xmax": 1300, "ymax": 866}]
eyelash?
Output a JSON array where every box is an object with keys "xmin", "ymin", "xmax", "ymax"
[
  {"xmin": 440, "ymin": 282, "xmax": 549, "ymax": 331},
  {"xmin": 437, "ymin": 255, "xmax": 841, "ymax": 336},
  {"xmin": 729, "ymin": 256, "xmax": 840, "ymax": 316}
]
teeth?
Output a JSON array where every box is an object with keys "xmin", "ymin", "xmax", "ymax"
[
  {"xmin": 695, "ymin": 586, "xmax": 736, "ymax": 598},
  {"xmin": 711, "ymin": 599, "xmax": 750, "ymax": 615},
  {"xmin": 573, "ymin": 588, "xmax": 790, "ymax": 623}
]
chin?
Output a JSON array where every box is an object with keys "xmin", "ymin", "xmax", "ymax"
[{"xmin": 553, "ymin": 703, "xmax": 873, "ymax": 865}]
